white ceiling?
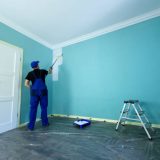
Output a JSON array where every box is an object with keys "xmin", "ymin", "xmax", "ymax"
[{"xmin": 0, "ymin": 0, "xmax": 160, "ymax": 48}]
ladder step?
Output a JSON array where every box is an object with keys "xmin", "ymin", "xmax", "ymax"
[
  {"xmin": 139, "ymin": 111, "xmax": 144, "ymax": 115},
  {"xmin": 121, "ymin": 117, "xmax": 140, "ymax": 121},
  {"xmin": 122, "ymin": 110, "xmax": 129, "ymax": 113},
  {"xmin": 124, "ymin": 100, "xmax": 139, "ymax": 104},
  {"xmin": 134, "ymin": 111, "xmax": 144, "ymax": 116}
]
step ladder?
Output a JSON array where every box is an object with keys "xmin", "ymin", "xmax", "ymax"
[{"xmin": 115, "ymin": 100, "xmax": 153, "ymax": 140}]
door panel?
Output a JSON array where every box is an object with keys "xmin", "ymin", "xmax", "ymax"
[
  {"xmin": 0, "ymin": 45, "xmax": 16, "ymax": 74},
  {"xmin": 0, "ymin": 41, "xmax": 22, "ymax": 133},
  {"xmin": 0, "ymin": 101, "xmax": 12, "ymax": 123},
  {"xmin": 0, "ymin": 75, "xmax": 14, "ymax": 97}
]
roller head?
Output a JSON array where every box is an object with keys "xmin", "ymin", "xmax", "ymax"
[{"xmin": 51, "ymin": 54, "xmax": 63, "ymax": 68}]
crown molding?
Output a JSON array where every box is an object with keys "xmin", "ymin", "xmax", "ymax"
[
  {"xmin": 1, "ymin": 8, "xmax": 160, "ymax": 50},
  {"xmin": 0, "ymin": 15, "xmax": 53, "ymax": 49},
  {"xmin": 52, "ymin": 8, "xmax": 160, "ymax": 49}
]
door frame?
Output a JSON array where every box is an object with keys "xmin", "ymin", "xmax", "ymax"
[{"xmin": 0, "ymin": 40, "xmax": 23, "ymax": 127}]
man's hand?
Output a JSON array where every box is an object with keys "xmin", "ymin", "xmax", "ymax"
[
  {"xmin": 48, "ymin": 67, "xmax": 52, "ymax": 74},
  {"xmin": 25, "ymin": 80, "xmax": 30, "ymax": 88}
]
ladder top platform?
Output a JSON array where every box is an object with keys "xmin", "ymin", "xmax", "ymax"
[{"xmin": 124, "ymin": 100, "xmax": 139, "ymax": 104}]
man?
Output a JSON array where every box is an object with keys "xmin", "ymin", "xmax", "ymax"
[{"xmin": 25, "ymin": 61, "xmax": 52, "ymax": 130}]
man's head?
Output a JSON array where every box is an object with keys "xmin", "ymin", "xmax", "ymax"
[{"xmin": 31, "ymin": 61, "xmax": 39, "ymax": 69}]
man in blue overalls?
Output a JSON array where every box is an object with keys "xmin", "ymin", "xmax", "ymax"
[{"xmin": 25, "ymin": 61, "xmax": 52, "ymax": 130}]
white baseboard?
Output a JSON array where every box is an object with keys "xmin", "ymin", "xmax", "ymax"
[
  {"xmin": 18, "ymin": 118, "xmax": 41, "ymax": 128},
  {"xmin": 18, "ymin": 115, "xmax": 53, "ymax": 128},
  {"xmin": 50, "ymin": 114, "xmax": 117, "ymax": 123},
  {"xmin": 51, "ymin": 114, "xmax": 160, "ymax": 129},
  {"xmin": 18, "ymin": 114, "xmax": 160, "ymax": 129}
]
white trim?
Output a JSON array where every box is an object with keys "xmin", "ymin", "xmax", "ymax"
[
  {"xmin": 17, "ymin": 49, "xmax": 23, "ymax": 125},
  {"xmin": 0, "ymin": 15, "xmax": 52, "ymax": 49},
  {"xmin": 18, "ymin": 114, "xmax": 160, "ymax": 129},
  {"xmin": 0, "ymin": 8, "xmax": 160, "ymax": 49},
  {"xmin": 1, "ymin": 8, "xmax": 159, "ymax": 51},
  {"xmin": 51, "ymin": 114, "xmax": 160, "ymax": 129},
  {"xmin": 18, "ymin": 118, "xmax": 41, "ymax": 128},
  {"xmin": 52, "ymin": 8, "xmax": 160, "ymax": 49},
  {"xmin": 51, "ymin": 114, "xmax": 120, "ymax": 124}
]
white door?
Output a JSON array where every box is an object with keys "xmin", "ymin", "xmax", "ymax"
[{"xmin": 0, "ymin": 41, "xmax": 22, "ymax": 133}]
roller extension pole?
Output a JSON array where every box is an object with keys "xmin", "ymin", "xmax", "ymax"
[{"xmin": 50, "ymin": 54, "xmax": 63, "ymax": 69}]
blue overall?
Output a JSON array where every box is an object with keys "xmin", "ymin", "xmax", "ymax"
[{"xmin": 28, "ymin": 71, "xmax": 49, "ymax": 130}]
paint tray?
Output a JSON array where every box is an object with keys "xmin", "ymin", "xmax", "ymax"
[{"xmin": 73, "ymin": 119, "xmax": 91, "ymax": 128}]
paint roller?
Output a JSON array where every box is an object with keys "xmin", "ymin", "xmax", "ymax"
[{"xmin": 50, "ymin": 54, "xmax": 63, "ymax": 70}]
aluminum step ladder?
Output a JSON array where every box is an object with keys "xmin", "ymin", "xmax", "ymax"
[{"xmin": 115, "ymin": 100, "xmax": 153, "ymax": 140}]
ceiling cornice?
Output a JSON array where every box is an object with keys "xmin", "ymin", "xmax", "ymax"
[
  {"xmin": 0, "ymin": 14, "xmax": 53, "ymax": 49},
  {"xmin": 0, "ymin": 8, "xmax": 160, "ymax": 50},
  {"xmin": 52, "ymin": 8, "xmax": 160, "ymax": 49}
]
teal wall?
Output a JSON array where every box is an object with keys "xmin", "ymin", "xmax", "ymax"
[
  {"xmin": 53, "ymin": 17, "xmax": 160, "ymax": 124},
  {"xmin": 0, "ymin": 22, "xmax": 53, "ymax": 123}
]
